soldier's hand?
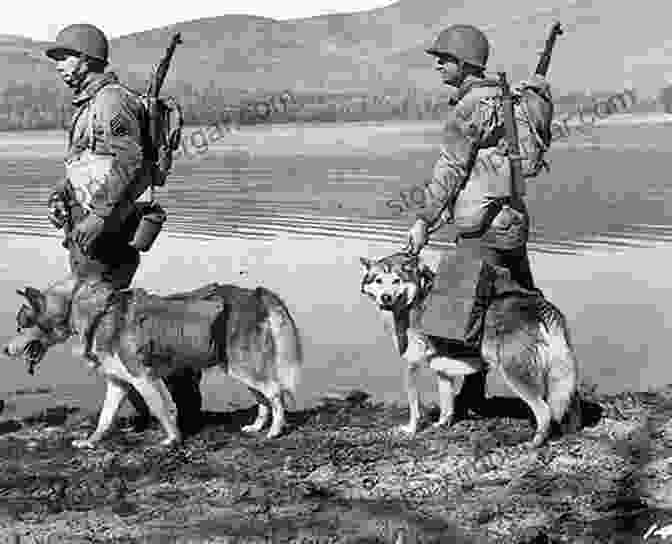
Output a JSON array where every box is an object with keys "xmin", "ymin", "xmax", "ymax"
[
  {"xmin": 406, "ymin": 218, "xmax": 429, "ymax": 256},
  {"xmin": 47, "ymin": 192, "xmax": 69, "ymax": 230},
  {"xmin": 72, "ymin": 214, "xmax": 106, "ymax": 255}
]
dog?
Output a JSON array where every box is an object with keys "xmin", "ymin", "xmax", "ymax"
[
  {"xmin": 2, "ymin": 276, "xmax": 303, "ymax": 449},
  {"xmin": 360, "ymin": 252, "xmax": 581, "ymax": 447}
]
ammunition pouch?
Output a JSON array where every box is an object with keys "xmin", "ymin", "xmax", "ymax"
[
  {"xmin": 458, "ymin": 198, "xmax": 529, "ymax": 251},
  {"xmin": 480, "ymin": 199, "xmax": 529, "ymax": 251}
]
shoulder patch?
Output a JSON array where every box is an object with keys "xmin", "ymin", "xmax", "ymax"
[{"xmin": 109, "ymin": 112, "xmax": 129, "ymax": 137}]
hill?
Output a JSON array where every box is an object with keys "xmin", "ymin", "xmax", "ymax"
[
  {"xmin": 1, "ymin": 0, "xmax": 670, "ymax": 131},
  {"xmin": 2, "ymin": 0, "xmax": 672, "ymax": 97}
]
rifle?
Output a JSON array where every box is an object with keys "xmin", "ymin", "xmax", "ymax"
[
  {"xmin": 499, "ymin": 21, "xmax": 563, "ymax": 202},
  {"xmin": 498, "ymin": 71, "xmax": 524, "ymax": 202},
  {"xmin": 145, "ymin": 32, "xmax": 183, "ymax": 191},
  {"xmin": 535, "ymin": 22, "xmax": 563, "ymax": 77}
]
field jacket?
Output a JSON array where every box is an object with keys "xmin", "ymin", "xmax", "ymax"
[
  {"xmin": 64, "ymin": 72, "xmax": 150, "ymax": 223},
  {"xmin": 417, "ymin": 74, "xmax": 553, "ymax": 240}
]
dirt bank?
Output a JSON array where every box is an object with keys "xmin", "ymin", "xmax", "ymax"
[{"xmin": 1, "ymin": 385, "xmax": 672, "ymax": 544}]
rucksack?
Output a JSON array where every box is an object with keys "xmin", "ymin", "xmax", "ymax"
[
  {"xmin": 512, "ymin": 82, "xmax": 553, "ymax": 178},
  {"xmin": 138, "ymin": 94, "xmax": 184, "ymax": 188},
  {"xmin": 85, "ymin": 83, "xmax": 184, "ymax": 192},
  {"xmin": 478, "ymin": 81, "xmax": 553, "ymax": 179}
]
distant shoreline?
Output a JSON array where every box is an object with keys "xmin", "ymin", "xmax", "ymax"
[{"xmin": 2, "ymin": 111, "xmax": 672, "ymax": 137}]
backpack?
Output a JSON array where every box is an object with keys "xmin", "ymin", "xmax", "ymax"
[
  {"xmin": 138, "ymin": 94, "xmax": 184, "ymax": 188},
  {"xmin": 512, "ymin": 82, "xmax": 553, "ymax": 178},
  {"xmin": 85, "ymin": 84, "xmax": 184, "ymax": 192},
  {"xmin": 478, "ymin": 81, "xmax": 553, "ymax": 179}
]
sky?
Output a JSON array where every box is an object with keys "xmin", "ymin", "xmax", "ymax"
[{"xmin": 2, "ymin": 0, "xmax": 396, "ymax": 41}]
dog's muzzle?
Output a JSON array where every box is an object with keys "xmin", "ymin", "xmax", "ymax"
[
  {"xmin": 22, "ymin": 340, "xmax": 45, "ymax": 374},
  {"xmin": 378, "ymin": 290, "xmax": 411, "ymax": 311},
  {"xmin": 379, "ymin": 294, "xmax": 394, "ymax": 310}
]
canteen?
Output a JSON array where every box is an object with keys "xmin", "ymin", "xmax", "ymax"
[{"xmin": 129, "ymin": 201, "xmax": 167, "ymax": 252}]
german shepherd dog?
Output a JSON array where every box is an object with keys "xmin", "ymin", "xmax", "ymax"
[
  {"xmin": 2, "ymin": 277, "xmax": 302, "ymax": 448},
  {"xmin": 360, "ymin": 252, "xmax": 581, "ymax": 447}
]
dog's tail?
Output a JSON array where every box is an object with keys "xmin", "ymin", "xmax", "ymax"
[
  {"xmin": 256, "ymin": 287, "xmax": 303, "ymax": 401},
  {"xmin": 543, "ymin": 301, "xmax": 582, "ymax": 431}
]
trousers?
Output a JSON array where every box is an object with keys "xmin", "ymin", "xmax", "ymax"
[{"xmin": 455, "ymin": 242, "xmax": 539, "ymax": 414}]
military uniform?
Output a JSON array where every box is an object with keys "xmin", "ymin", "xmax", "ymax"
[
  {"xmin": 45, "ymin": 25, "xmax": 203, "ymax": 434},
  {"xmin": 409, "ymin": 25, "xmax": 554, "ymax": 413},
  {"xmin": 417, "ymin": 73, "xmax": 552, "ymax": 341},
  {"xmin": 55, "ymin": 71, "xmax": 146, "ymax": 286}
]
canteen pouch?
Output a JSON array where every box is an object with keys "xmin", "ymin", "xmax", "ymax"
[
  {"xmin": 129, "ymin": 201, "xmax": 167, "ymax": 252},
  {"xmin": 480, "ymin": 202, "xmax": 529, "ymax": 251}
]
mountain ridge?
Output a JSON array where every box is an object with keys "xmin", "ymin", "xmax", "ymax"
[{"xmin": 1, "ymin": 0, "xmax": 670, "ymax": 99}]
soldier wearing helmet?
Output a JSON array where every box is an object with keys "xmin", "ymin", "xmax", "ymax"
[
  {"xmin": 405, "ymin": 24, "xmax": 554, "ymax": 421},
  {"xmin": 45, "ymin": 24, "xmax": 203, "ymax": 436}
]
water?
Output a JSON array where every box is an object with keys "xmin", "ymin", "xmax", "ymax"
[
  {"xmin": 0, "ymin": 119, "xmax": 671, "ymax": 414},
  {"xmin": 1, "ymin": 120, "xmax": 672, "ymax": 254}
]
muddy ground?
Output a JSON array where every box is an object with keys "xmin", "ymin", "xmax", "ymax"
[{"xmin": 2, "ymin": 385, "xmax": 672, "ymax": 544}]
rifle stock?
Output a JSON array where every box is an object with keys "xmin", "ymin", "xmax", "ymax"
[{"xmin": 498, "ymin": 72, "xmax": 524, "ymax": 202}]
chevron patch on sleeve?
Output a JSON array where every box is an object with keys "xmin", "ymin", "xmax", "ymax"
[{"xmin": 109, "ymin": 112, "xmax": 129, "ymax": 137}]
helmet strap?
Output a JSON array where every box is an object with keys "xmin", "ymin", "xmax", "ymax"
[
  {"xmin": 70, "ymin": 56, "xmax": 90, "ymax": 92},
  {"xmin": 455, "ymin": 60, "xmax": 469, "ymax": 86}
]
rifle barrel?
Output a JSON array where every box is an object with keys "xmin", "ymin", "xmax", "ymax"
[{"xmin": 535, "ymin": 22, "xmax": 563, "ymax": 77}]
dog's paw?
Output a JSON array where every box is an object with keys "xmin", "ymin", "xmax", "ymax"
[
  {"xmin": 431, "ymin": 415, "xmax": 454, "ymax": 429},
  {"xmin": 265, "ymin": 425, "xmax": 284, "ymax": 439},
  {"xmin": 530, "ymin": 430, "xmax": 550, "ymax": 448},
  {"xmin": 72, "ymin": 438, "xmax": 98, "ymax": 449},
  {"xmin": 394, "ymin": 423, "xmax": 419, "ymax": 436},
  {"xmin": 242, "ymin": 422, "xmax": 265, "ymax": 434},
  {"xmin": 159, "ymin": 434, "xmax": 182, "ymax": 448}
]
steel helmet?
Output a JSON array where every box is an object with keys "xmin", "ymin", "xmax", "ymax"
[
  {"xmin": 426, "ymin": 24, "xmax": 490, "ymax": 70},
  {"xmin": 45, "ymin": 24, "xmax": 109, "ymax": 63}
]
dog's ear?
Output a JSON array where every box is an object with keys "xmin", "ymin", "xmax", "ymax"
[
  {"xmin": 17, "ymin": 287, "xmax": 46, "ymax": 314},
  {"xmin": 418, "ymin": 266, "xmax": 435, "ymax": 296},
  {"xmin": 359, "ymin": 257, "xmax": 373, "ymax": 270}
]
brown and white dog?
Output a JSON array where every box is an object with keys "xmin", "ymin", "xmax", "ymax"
[
  {"xmin": 360, "ymin": 252, "xmax": 581, "ymax": 447},
  {"xmin": 2, "ymin": 276, "xmax": 303, "ymax": 449}
]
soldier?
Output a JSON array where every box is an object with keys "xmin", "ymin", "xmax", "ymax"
[
  {"xmin": 405, "ymin": 24, "xmax": 553, "ymax": 417},
  {"xmin": 44, "ymin": 24, "xmax": 203, "ymax": 434}
]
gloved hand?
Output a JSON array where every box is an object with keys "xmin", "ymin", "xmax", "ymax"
[
  {"xmin": 405, "ymin": 218, "xmax": 429, "ymax": 256},
  {"xmin": 71, "ymin": 213, "xmax": 106, "ymax": 255}
]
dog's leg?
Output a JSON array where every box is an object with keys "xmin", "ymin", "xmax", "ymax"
[
  {"xmin": 396, "ymin": 363, "xmax": 422, "ymax": 435},
  {"xmin": 395, "ymin": 328, "xmax": 434, "ymax": 436},
  {"xmin": 97, "ymin": 353, "xmax": 182, "ymax": 447},
  {"xmin": 130, "ymin": 375, "xmax": 182, "ymax": 447},
  {"xmin": 433, "ymin": 372, "xmax": 460, "ymax": 428},
  {"xmin": 242, "ymin": 388, "xmax": 270, "ymax": 434},
  {"xmin": 230, "ymin": 370, "xmax": 285, "ymax": 439},
  {"xmin": 266, "ymin": 391, "xmax": 286, "ymax": 439},
  {"xmin": 72, "ymin": 379, "xmax": 128, "ymax": 449},
  {"xmin": 499, "ymin": 367, "xmax": 552, "ymax": 448},
  {"xmin": 155, "ymin": 377, "xmax": 178, "ymax": 426}
]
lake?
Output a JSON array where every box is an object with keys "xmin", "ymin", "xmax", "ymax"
[{"xmin": 0, "ymin": 118, "xmax": 671, "ymax": 417}]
